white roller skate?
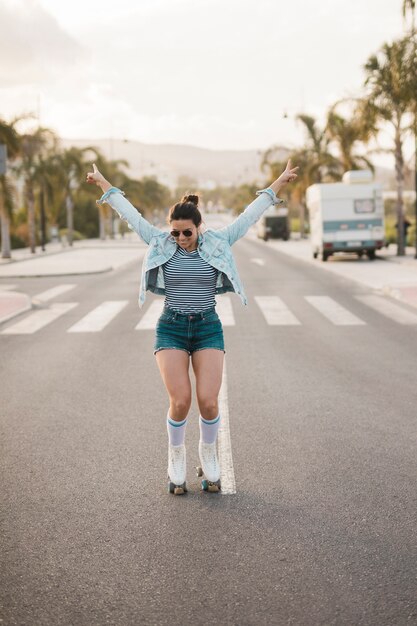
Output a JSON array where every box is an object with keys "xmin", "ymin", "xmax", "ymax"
[
  {"xmin": 197, "ymin": 441, "xmax": 221, "ymax": 493},
  {"xmin": 167, "ymin": 444, "xmax": 187, "ymax": 495}
]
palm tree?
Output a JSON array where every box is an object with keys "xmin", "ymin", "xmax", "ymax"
[
  {"xmin": 325, "ymin": 104, "xmax": 376, "ymax": 173},
  {"xmin": 0, "ymin": 118, "xmax": 21, "ymax": 258},
  {"xmin": 262, "ymin": 115, "xmax": 340, "ymax": 237},
  {"xmin": 18, "ymin": 126, "xmax": 58, "ymax": 253},
  {"xmin": 55, "ymin": 146, "xmax": 100, "ymax": 245},
  {"xmin": 403, "ymin": 0, "xmax": 416, "ymax": 32},
  {"xmin": 363, "ymin": 36, "xmax": 416, "ymax": 255},
  {"xmin": 295, "ymin": 114, "xmax": 341, "ymax": 184}
]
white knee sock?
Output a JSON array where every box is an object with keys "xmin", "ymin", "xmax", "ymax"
[
  {"xmin": 167, "ymin": 412, "xmax": 187, "ymax": 446},
  {"xmin": 199, "ymin": 414, "xmax": 221, "ymax": 444}
]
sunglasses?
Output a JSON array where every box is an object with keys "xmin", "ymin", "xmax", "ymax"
[{"xmin": 170, "ymin": 229, "xmax": 194, "ymax": 238}]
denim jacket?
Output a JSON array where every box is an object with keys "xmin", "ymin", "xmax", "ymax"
[{"xmin": 98, "ymin": 187, "xmax": 283, "ymax": 307}]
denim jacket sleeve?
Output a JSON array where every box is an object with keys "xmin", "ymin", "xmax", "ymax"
[
  {"xmin": 219, "ymin": 188, "xmax": 283, "ymax": 246},
  {"xmin": 97, "ymin": 188, "xmax": 163, "ymax": 245}
]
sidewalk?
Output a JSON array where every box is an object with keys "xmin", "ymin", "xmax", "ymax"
[{"xmin": 0, "ymin": 234, "xmax": 146, "ymax": 325}]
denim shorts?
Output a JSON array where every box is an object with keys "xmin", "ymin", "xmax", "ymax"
[{"xmin": 154, "ymin": 306, "xmax": 225, "ymax": 356}]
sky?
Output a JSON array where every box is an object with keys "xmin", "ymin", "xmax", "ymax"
[{"xmin": 0, "ymin": 0, "xmax": 412, "ymax": 163}]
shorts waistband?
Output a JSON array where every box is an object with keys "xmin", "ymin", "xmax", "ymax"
[{"xmin": 163, "ymin": 306, "xmax": 216, "ymax": 320}]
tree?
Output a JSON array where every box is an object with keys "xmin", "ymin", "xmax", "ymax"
[
  {"xmin": 363, "ymin": 36, "xmax": 416, "ymax": 255},
  {"xmin": 55, "ymin": 146, "xmax": 100, "ymax": 245},
  {"xmin": 325, "ymin": 104, "xmax": 376, "ymax": 173},
  {"xmin": 262, "ymin": 116, "xmax": 340, "ymax": 237},
  {"xmin": 403, "ymin": 0, "xmax": 416, "ymax": 32},
  {"xmin": 18, "ymin": 126, "xmax": 58, "ymax": 253},
  {"xmin": 0, "ymin": 118, "xmax": 21, "ymax": 258}
]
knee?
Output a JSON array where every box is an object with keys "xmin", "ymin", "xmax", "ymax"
[
  {"xmin": 169, "ymin": 396, "xmax": 191, "ymax": 419},
  {"xmin": 198, "ymin": 398, "xmax": 219, "ymax": 420}
]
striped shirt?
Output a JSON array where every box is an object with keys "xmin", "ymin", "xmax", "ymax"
[{"xmin": 162, "ymin": 246, "xmax": 218, "ymax": 313}]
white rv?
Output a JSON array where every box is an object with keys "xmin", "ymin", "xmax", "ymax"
[{"xmin": 306, "ymin": 171, "xmax": 385, "ymax": 261}]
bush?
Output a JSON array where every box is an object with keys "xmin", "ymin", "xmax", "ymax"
[
  {"xmin": 59, "ymin": 228, "xmax": 85, "ymax": 241},
  {"xmin": 290, "ymin": 217, "xmax": 310, "ymax": 235},
  {"xmin": 10, "ymin": 233, "xmax": 27, "ymax": 249},
  {"xmin": 385, "ymin": 217, "xmax": 416, "ymax": 246}
]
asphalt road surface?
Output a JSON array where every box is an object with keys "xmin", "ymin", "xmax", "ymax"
[{"xmin": 1, "ymin": 234, "xmax": 417, "ymax": 625}]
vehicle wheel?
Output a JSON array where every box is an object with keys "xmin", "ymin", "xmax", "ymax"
[
  {"xmin": 357, "ymin": 251, "xmax": 363, "ymax": 258},
  {"xmin": 322, "ymin": 252, "xmax": 329, "ymax": 262},
  {"xmin": 367, "ymin": 250, "xmax": 376, "ymax": 260},
  {"xmin": 313, "ymin": 251, "xmax": 318, "ymax": 259}
]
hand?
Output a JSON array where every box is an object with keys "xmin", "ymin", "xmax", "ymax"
[
  {"xmin": 86, "ymin": 163, "xmax": 106, "ymax": 187},
  {"xmin": 276, "ymin": 159, "xmax": 299, "ymax": 186}
]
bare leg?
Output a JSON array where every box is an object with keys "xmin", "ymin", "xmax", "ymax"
[
  {"xmin": 191, "ymin": 349, "xmax": 224, "ymax": 420},
  {"xmin": 155, "ymin": 349, "xmax": 191, "ymax": 421}
]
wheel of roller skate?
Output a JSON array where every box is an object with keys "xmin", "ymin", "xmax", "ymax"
[
  {"xmin": 201, "ymin": 479, "xmax": 209, "ymax": 491},
  {"xmin": 196, "ymin": 466, "xmax": 203, "ymax": 477},
  {"xmin": 168, "ymin": 482, "xmax": 175, "ymax": 494}
]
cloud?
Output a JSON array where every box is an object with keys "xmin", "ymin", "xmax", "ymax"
[{"xmin": 0, "ymin": 0, "xmax": 88, "ymax": 86}]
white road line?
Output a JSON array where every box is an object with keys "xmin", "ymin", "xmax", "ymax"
[
  {"xmin": 67, "ymin": 301, "xmax": 129, "ymax": 333},
  {"xmin": 218, "ymin": 359, "xmax": 236, "ymax": 495},
  {"xmin": 1, "ymin": 303, "xmax": 78, "ymax": 334},
  {"xmin": 355, "ymin": 295, "xmax": 417, "ymax": 325},
  {"xmin": 0, "ymin": 284, "xmax": 17, "ymax": 291},
  {"xmin": 254, "ymin": 295, "xmax": 301, "ymax": 325},
  {"xmin": 135, "ymin": 300, "xmax": 164, "ymax": 330},
  {"xmin": 216, "ymin": 295, "xmax": 235, "ymax": 326},
  {"xmin": 305, "ymin": 296, "xmax": 366, "ymax": 326},
  {"xmin": 251, "ymin": 258, "xmax": 265, "ymax": 266},
  {"xmin": 33, "ymin": 284, "xmax": 77, "ymax": 302}
]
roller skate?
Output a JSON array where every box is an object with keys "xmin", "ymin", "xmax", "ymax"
[
  {"xmin": 197, "ymin": 441, "xmax": 221, "ymax": 493},
  {"xmin": 167, "ymin": 444, "xmax": 187, "ymax": 495}
]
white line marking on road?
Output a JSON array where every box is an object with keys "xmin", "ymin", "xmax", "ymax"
[
  {"xmin": 254, "ymin": 295, "xmax": 301, "ymax": 325},
  {"xmin": 33, "ymin": 284, "xmax": 77, "ymax": 302},
  {"xmin": 0, "ymin": 284, "xmax": 17, "ymax": 291},
  {"xmin": 1, "ymin": 303, "xmax": 78, "ymax": 334},
  {"xmin": 305, "ymin": 296, "xmax": 366, "ymax": 325},
  {"xmin": 251, "ymin": 258, "xmax": 265, "ymax": 266},
  {"xmin": 355, "ymin": 295, "xmax": 417, "ymax": 324},
  {"xmin": 218, "ymin": 359, "xmax": 236, "ymax": 495},
  {"xmin": 67, "ymin": 301, "xmax": 129, "ymax": 333},
  {"xmin": 135, "ymin": 300, "xmax": 164, "ymax": 330},
  {"xmin": 216, "ymin": 296, "xmax": 235, "ymax": 326}
]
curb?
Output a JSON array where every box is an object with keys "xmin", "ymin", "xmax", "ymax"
[
  {"xmin": 0, "ymin": 267, "xmax": 113, "ymax": 279},
  {"xmin": 0, "ymin": 293, "xmax": 32, "ymax": 325}
]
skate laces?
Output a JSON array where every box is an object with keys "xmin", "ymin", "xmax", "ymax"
[
  {"xmin": 169, "ymin": 445, "xmax": 185, "ymax": 470},
  {"xmin": 200, "ymin": 442, "xmax": 218, "ymax": 465}
]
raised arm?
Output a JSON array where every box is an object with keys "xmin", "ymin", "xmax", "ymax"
[
  {"xmin": 86, "ymin": 164, "xmax": 163, "ymax": 244},
  {"xmin": 219, "ymin": 160, "xmax": 299, "ymax": 246}
]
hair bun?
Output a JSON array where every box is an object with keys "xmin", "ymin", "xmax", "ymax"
[{"xmin": 182, "ymin": 194, "xmax": 199, "ymax": 206}]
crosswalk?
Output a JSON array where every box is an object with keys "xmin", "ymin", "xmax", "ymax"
[{"xmin": 2, "ymin": 287, "xmax": 417, "ymax": 335}]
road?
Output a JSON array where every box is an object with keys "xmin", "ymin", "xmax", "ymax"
[{"xmin": 1, "ymin": 231, "xmax": 417, "ymax": 625}]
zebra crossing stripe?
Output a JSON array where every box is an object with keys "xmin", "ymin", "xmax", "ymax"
[
  {"xmin": 305, "ymin": 296, "xmax": 366, "ymax": 325},
  {"xmin": 0, "ymin": 284, "xmax": 17, "ymax": 291},
  {"xmin": 254, "ymin": 295, "xmax": 301, "ymax": 325},
  {"xmin": 34, "ymin": 284, "xmax": 77, "ymax": 302},
  {"xmin": 1, "ymin": 303, "xmax": 78, "ymax": 334},
  {"xmin": 355, "ymin": 295, "xmax": 417, "ymax": 325},
  {"xmin": 135, "ymin": 297, "xmax": 235, "ymax": 330},
  {"xmin": 216, "ymin": 296, "xmax": 235, "ymax": 326},
  {"xmin": 135, "ymin": 300, "xmax": 164, "ymax": 330},
  {"xmin": 67, "ymin": 301, "xmax": 129, "ymax": 333}
]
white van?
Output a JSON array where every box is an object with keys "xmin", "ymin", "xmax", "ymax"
[{"xmin": 306, "ymin": 170, "xmax": 385, "ymax": 261}]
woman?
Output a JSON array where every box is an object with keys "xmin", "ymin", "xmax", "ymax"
[{"xmin": 86, "ymin": 160, "xmax": 298, "ymax": 495}]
